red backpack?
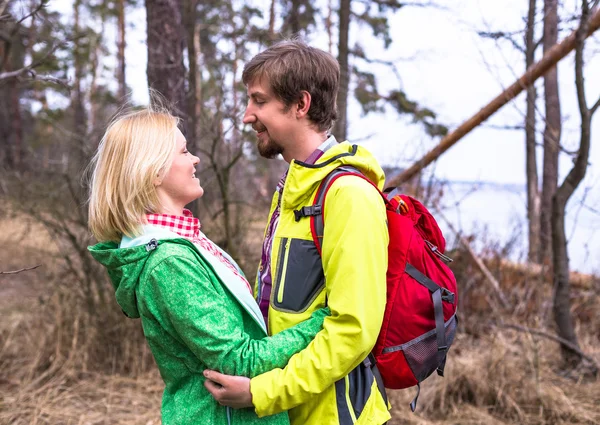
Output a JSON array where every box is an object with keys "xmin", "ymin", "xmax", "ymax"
[{"xmin": 298, "ymin": 166, "xmax": 458, "ymax": 411}]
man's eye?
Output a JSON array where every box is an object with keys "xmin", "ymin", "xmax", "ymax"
[{"xmin": 183, "ymin": 150, "xmax": 189, "ymax": 154}]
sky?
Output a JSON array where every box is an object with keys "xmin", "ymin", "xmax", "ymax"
[{"xmin": 48, "ymin": 0, "xmax": 600, "ymax": 272}]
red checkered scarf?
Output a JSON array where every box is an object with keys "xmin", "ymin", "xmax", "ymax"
[{"xmin": 146, "ymin": 209, "xmax": 252, "ymax": 293}]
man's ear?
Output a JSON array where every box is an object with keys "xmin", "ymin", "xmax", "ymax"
[{"xmin": 296, "ymin": 91, "xmax": 312, "ymax": 118}]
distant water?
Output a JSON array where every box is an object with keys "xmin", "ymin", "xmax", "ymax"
[{"xmin": 436, "ymin": 181, "xmax": 600, "ymax": 275}]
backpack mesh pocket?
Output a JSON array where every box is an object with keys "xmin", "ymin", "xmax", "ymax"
[{"xmin": 392, "ymin": 314, "xmax": 457, "ymax": 383}]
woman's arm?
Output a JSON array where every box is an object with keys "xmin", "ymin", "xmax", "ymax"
[{"xmin": 144, "ymin": 255, "xmax": 328, "ymax": 378}]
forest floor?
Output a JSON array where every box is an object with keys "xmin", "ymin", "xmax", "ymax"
[{"xmin": 1, "ymin": 213, "xmax": 599, "ymax": 425}]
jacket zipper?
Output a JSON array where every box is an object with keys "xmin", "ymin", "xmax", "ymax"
[{"xmin": 276, "ymin": 238, "xmax": 290, "ymax": 304}]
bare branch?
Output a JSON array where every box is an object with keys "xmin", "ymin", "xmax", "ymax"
[
  {"xmin": 482, "ymin": 123, "xmax": 525, "ymax": 131},
  {"xmin": 499, "ymin": 323, "xmax": 598, "ymax": 367},
  {"xmin": 0, "ymin": 67, "xmax": 70, "ymax": 90},
  {"xmin": 0, "ymin": 39, "xmax": 71, "ymax": 90},
  {"xmin": 534, "ymin": 35, "xmax": 544, "ymax": 50},
  {"xmin": 575, "ymin": 2, "xmax": 590, "ymax": 116},
  {"xmin": 478, "ymin": 31, "xmax": 525, "ymax": 53},
  {"xmin": 591, "ymin": 95, "xmax": 600, "ymax": 114},
  {"xmin": 375, "ymin": 0, "xmax": 447, "ymax": 9},
  {"xmin": 0, "ymin": 265, "xmax": 41, "ymax": 275},
  {"xmin": 13, "ymin": 0, "xmax": 47, "ymax": 28}
]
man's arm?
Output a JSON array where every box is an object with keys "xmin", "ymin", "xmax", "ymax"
[{"xmin": 206, "ymin": 176, "xmax": 388, "ymax": 415}]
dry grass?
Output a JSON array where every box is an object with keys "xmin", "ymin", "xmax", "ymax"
[
  {"xmin": 1, "ymin": 367, "xmax": 163, "ymax": 425},
  {"xmin": 1, "ymin": 211, "xmax": 599, "ymax": 425},
  {"xmin": 388, "ymin": 331, "xmax": 600, "ymax": 425}
]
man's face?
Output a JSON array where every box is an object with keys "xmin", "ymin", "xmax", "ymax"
[{"xmin": 243, "ymin": 78, "xmax": 297, "ymax": 159}]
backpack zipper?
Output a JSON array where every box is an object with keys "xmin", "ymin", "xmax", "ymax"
[{"xmin": 425, "ymin": 240, "xmax": 453, "ymax": 263}]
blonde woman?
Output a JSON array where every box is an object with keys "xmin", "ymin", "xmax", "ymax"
[{"xmin": 87, "ymin": 107, "xmax": 328, "ymax": 425}]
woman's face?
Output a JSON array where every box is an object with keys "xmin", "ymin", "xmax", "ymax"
[{"xmin": 155, "ymin": 128, "xmax": 203, "ymax": 214}]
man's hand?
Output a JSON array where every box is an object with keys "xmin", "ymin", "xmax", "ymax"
[{"xmin": 203, "ymin": 370, "xmax": 253, "ymax": 409}]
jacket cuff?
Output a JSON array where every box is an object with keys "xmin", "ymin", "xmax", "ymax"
[{"xmin": 250, "ymin": 370, "xmax": 281, "ymax": 417}]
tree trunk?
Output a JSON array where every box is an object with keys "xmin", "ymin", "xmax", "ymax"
[
  {"xmin": 9, "ymin": 78, "xmax": 23, "ymax": 170},
  {"xmin": 145, "ymin": 0, "xmax": 187, "ymax": 121},
  {"xmin": 540, "ymin": 0, "xmax": 561, "ymax": 265},
  {"xmin": 72, "ymin": 0, "xmax": 88, "ymax": 169},
  {"xmin": 326, "ymin": 0, "xmax": 333, "ymax": 53},
  {"xmin": 289, "ymin": 0, "xmax": 301, "ymax": 35},
  {"xmin": 552, "ymin": 0, "xmax": 595, "ymax": 370},
  {"xmin": 117, "ymin": 0, "xmax": 127, "ymax": 102},
  {"xmin": 268, "ymin": 0, "xmax": 276, "ymax": 42},
  {"xmin": 184, "ymin": 0, "xmax": 197, "ymax": 146},
  {"xmin": 525, "ymin": 0, "xmax": 541, "ymax": 263},
  {"xmin": 89, "ymin": 29, "xmax": 102, "ymax": 135},
  {"xmin": 0, "ymin": 85, "xmax": 12, "ymax": 168},
  {"xmin": 194, "ymin": 22, "xmax": 203, "ymax": 120},
  {"xmin": 333, "ymin": 0, "xmax": 350, "ymax": 142}
]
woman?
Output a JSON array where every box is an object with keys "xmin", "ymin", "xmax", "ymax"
[{"xmin": 87, "ymin": 106, "xmax": 328, "ymax": 425}]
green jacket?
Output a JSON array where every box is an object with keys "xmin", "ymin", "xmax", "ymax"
[
  {"xmin": 251, "ymin": 142, "xmax": 391, "ymax": 425},
  {"xmin": 89, "ymin": 226, "xmax": 327, "ymax": 425}
]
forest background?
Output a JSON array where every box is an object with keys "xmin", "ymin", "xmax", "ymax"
[{"xmin": 1, "ymin": 0, "xmax": 600, "ymax": 424}]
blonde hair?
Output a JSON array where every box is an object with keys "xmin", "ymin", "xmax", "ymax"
[{"xmin": 88, "ymin": 107, "xmax": 180, "ymax": 242}]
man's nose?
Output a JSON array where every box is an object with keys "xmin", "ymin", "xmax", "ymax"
[
  {"xmin": 242, "ymin": 107, "xmax": 255, "ymax": 124},
  {"xmin": 192, "ymin": 154, "xmax": 200, "ymax": 166}
]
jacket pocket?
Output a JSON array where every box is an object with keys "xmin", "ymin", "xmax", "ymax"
[{"xmin": 272, "ymin": 238, "xmax": 324, "ymax": 312}]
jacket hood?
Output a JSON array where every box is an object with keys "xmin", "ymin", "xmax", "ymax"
[
  {"xmin": 88, "ymin": 226, "xmax": 183, "ymax": 318},
  {"xmin": 88, "ymin": 241, "xmax": 149, "ymax": 318},
  {"xmin": 283, "ymin": 141, "xmax": 385, "ymax": 209}
]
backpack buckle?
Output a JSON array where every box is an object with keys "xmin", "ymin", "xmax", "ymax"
[
  {"xmin": 441, "ymin": 288, "xmax": 455, "ymax": 304},
  {"xmin": 293, "ymin": 205, "xmax": 322, "ymax": 221}
]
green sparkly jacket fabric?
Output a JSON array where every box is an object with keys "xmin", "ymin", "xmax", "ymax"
[{"xmin": 88, "ymin": 229, "xmax": 327, "ymax": 425}]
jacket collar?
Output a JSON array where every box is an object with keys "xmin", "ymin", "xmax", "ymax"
[{"xmin": 281, "ymin": 141, "xmax": 385, "ymax": 209}]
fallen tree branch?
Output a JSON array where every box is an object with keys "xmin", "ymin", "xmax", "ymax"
[
  {"xmin": 387, "ymin": 7, "xmax": 600, "ymax": 187},
  {"xmin": 0, "ymin": 264, "xmax": 41, "ymax": 275},
  {"xmin": 499, "ymin": 322, "xmax": 598, "ymax": 368}
]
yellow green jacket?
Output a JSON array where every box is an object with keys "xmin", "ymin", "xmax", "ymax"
[{"xmin": 250, "ymin": 142, "xmax": 391, "ymax": 425}]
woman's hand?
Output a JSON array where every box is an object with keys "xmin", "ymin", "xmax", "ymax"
[{"xmin": 203, "ymin": 370, "xmax": 253, "ymax": 409}]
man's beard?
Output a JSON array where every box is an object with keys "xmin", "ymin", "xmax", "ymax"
[
  {"xmin": 254, "ymin": 122, "xmax": 284, "ymax": 159},
  {"xmin": 257, "ymin": 136, "xmax": 284, "ymax": 159}
]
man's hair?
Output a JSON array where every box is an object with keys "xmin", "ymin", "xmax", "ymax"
[
  {"xmin": 88, "ymin": 105, "xmax": 179, "ymax": 242},
  {"xmin": 242, "ymin": 39, "xmax": 339, "ymax": 132}
]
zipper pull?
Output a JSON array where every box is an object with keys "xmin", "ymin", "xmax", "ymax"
[
  {"xmin": 425, "ymin": 240, "xmax": 453, "ymax": 263},
  {"xmin": 145, "ymin": 238, "xmax": 158, "ymax": 252}
]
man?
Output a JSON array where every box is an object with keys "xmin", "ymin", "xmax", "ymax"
[{"xmin": 204, "ymin": 39, "xmax": 391, "ymax": 425}]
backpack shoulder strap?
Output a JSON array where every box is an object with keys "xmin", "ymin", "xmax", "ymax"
[{"xmin": 303, "ymin": 166, "xmax": 381, "ymax": 255}]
